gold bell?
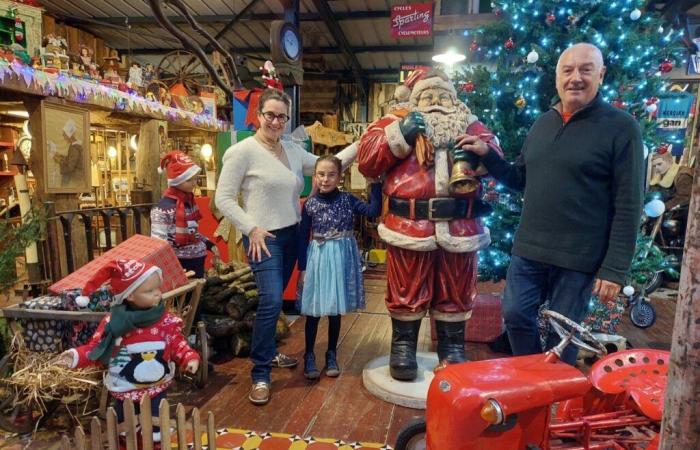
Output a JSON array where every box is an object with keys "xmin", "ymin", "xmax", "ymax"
[{"xmin": 449, "ymin": 159, "xmax": 480, "ymax": 194}]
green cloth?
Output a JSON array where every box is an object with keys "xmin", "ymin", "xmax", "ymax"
[{"xmin": 88, "ymin": 303, "xmax": 165, "ymax": 365}]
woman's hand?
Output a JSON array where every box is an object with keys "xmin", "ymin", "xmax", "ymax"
[
  {"xmin": 54, "ymin": 350, "xmax": 74, "ymax": 368},
  {"xmin": 186, "ymin": 359, "xmax": 199, "ymax": 374},
  {"xmin": 297, "ymin": 270, "xmax": 305, "ymax": 293},
  {"xmin": 248, "ymin": 227, "xmax": 275, "ymax": 262}
]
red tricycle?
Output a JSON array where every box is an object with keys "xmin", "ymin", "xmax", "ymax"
[{"xmin": 395, "ymin": 310, "xmax": 667, "ymax": 450}]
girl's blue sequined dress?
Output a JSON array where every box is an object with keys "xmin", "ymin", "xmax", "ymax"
[{"xmin": 298, "ymin": 184, "xmax": 382, "ymax": 317}]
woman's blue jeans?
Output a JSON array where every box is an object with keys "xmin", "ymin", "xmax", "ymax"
[
  {"xmin": 502, "ymin": 255, "xmax": 595, "ymax": 365},
  {"xmin": 242, "ymin": 224, "xmax": 298, "ymax": 383}
]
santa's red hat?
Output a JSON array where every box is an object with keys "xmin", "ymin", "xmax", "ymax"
[
  {"xmin": 394, "ymin": 68, "xmax": 429, "ymax": 102},
  {"xmin": 75, "ymin": 259, "xmax": 162, "ymax": 306},
  {"xmin": 157, "ymin": 151, "xmax": 201, "ymax": 187}
]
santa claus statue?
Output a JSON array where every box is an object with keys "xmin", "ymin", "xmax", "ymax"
[{"xmin": 358, "ymin": 68, "xmax": 502, "ymax": 381}]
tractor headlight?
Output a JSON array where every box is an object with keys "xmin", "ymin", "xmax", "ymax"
[{"xmin": 480, "ymin": 399, "xmax": 505, "ymax": 425}]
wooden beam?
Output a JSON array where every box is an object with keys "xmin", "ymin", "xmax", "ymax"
[
  {"xmin": 119, "ymin": 44, "xmax": 434, "ymax": 55},
  {"xmin": 77, "ymin": 10, "xmax": 391, "ymax": 25},
  {"xmin": 659, "ymin": 147, "xmax": 700, "ymax": 447},
  {"xmin": 316, "ymin": 0, "xmax": 369, "ymax": 96},
  {"xmin": 433, "ymin": 13, "xmax": 499, "ymax": 31},
  {"xmin": 205, "ymin": 0, "xmax": 263, "ymax": 52}
]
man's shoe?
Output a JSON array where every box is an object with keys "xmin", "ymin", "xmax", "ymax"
[
  {"xmin": 303, "ymin": 353, "xmax": 321, "ymax": 380},
  {"xmin": 325, "ymin": 350, "xmax": 340, "ymax": 378},
  {"xmin": 249, "ymin": 381, "xmax": 271, "ymax": 405}
]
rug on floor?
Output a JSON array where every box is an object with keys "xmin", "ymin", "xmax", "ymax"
[{"xmin": 170, "ymin": 428, "xmax": 393, "ymax": 450}]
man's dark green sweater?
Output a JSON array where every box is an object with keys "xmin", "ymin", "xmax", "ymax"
[{"xmin": 480, "ymin": 94, "xmax": 644, "ymax": 285}]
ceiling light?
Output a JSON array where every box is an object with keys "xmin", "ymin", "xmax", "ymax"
[
  {"xmin": 130, "ymin": 135, "xmax": 138, "ymax": 151},
  {"xmin": 432, "ymin": 32, "xmax": 467, "ymax": 66},
  {"xmin": 108, "ymin": 146, "xmax": 118, "ymax": 158}
]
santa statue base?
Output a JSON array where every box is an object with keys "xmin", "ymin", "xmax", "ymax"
[{"xmin": 362, "ymin": 352, "xmax": 438, "ymax": 410}]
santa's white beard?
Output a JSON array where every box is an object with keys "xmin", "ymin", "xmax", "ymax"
[{"xmin": 415, "ymin": 103, "xmax": 472, "ymax": 149}]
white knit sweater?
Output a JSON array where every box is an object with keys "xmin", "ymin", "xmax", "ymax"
[{"xmin": 215, "ymin": 137, "xmax": 357, "ymax": 235}]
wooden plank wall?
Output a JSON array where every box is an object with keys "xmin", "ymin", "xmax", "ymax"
[{"xmin": 300, "ymin": 79, "xmax": 337, "ymax": 113}]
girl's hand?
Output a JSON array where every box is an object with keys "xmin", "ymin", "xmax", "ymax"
[
  {"xmin": 248, "ymin": 227, "xmax": 274, "ymax": 262},
  {"xmin": 55, "ymin": 350, "xmax": 74, "ymax": 368},
  {"xmin": 186, "ymin": 360, "xmax": 199, "ymax": 374}
]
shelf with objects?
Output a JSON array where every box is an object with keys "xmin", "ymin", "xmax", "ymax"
[{"xmin": 0, "ymin": 8, "xmax": 229, "ymax": 295}]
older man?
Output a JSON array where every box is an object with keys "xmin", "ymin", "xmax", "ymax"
[
  {"xmin": 358, "ymin": 69, "xmax": 501, "ymax": 380},
  {"xmin": 457, "ymin": 43, "xmax": 644, "ymax": 364}
]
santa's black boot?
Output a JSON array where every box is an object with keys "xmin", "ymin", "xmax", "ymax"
[
  {"xmin": 389, "ymin": 318, "xmax": 422, "ymax": 381},
  {"xmin": 435, "ymin": 320, "xmax": 467, "ymax": 364}
]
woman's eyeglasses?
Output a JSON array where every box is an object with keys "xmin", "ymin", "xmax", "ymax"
[{"xmin": 261, "ymin": 111, "xmax": 290, "ymax": 124}]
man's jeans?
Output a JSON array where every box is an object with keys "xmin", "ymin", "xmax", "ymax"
[
  {"xmin": 242, "ymin": 224, "xmax": 298, "ymax": 383},
  {"xmin": 502, "ymin": 255, "xmax": 595, "ymax": 365}
]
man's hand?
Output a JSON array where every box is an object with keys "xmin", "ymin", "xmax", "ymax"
[
  {"xmin": 593, "ymin": 279, "xmax": 621, "ymax": 304},
  {"xmin": 399, "ymin": 112, "xmax": 426, "ymax": 145},
  {"xmin": 186, "ymin": 359, "xmax": 199, "ymax": 374},
  {"xmin": 454, "ymin": 133, "xmax": 490, "ymax": 157}
]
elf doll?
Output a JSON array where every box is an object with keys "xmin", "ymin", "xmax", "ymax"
[
  {"xmin": 56, "ymin": 259, "xmax": 200, "ymax": 445},
  {"xmin": 151, "ymin": 150, "xmax": 219, "ymax": 282}
]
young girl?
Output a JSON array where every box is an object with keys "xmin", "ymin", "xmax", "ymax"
[
  {"xmin": 57, "ymin": 259, "xmax": 200, "ymax": 446},
  {"xmin": 151, "ymin": 150, "xmax": 219, "ymax": 280},
  {"xmin": 297, "ymin": 155, "xmax": 382, "ymax": 379}
]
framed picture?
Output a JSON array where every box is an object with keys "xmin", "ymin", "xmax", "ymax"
[{"xmin": 41, "ymin": 102, "xmax": 91, "ymax": 193}]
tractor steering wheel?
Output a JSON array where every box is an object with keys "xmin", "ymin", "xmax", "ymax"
[{"xmin": 543, "ymin": 310, "xmax": 607, "ymax": 357}]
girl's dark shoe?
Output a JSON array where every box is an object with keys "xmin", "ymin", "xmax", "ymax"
[
  {"xmin": 325, "ymin": 350, "xmax": 340, "ymax": 377},
  {"xmin": 304, "ymin": 353, "xmax": 321, "ymax": 380}
]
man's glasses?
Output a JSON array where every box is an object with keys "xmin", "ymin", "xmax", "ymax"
[{"xmin": 261, "ymin": 111, "xmax": 290, "ymax": 124}]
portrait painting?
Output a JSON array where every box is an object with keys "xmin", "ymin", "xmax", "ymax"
[{"xmin": 42, "ymin": 102, "xmax": 91, "ymax": 193}]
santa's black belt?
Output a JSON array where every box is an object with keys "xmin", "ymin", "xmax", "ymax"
[{"xmin": 388, "ymin": 197, "xmax": 492, "ymax": 221}]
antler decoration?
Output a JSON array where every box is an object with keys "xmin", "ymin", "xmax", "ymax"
[{"xmin": 147, "ymin": 0, "xmax": 242, "ymax": 98}]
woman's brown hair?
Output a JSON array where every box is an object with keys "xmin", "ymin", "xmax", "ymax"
[{"xmin": 258, "ymin": 88, "xmax": 292, "ymax": 113}]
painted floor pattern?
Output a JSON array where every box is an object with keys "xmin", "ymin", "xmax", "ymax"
[{"xmin": 168, "ymin": 428, "xmax": 393, "ymax": 450}]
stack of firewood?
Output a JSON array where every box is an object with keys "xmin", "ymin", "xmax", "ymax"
[{"xmin": 201, "ymin": 261, "xmax": 290, "ymax": 357}]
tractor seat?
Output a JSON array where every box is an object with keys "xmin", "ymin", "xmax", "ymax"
[{"xmin": 589, "ymin": 349, "xmax": 670, "ymax": 421}]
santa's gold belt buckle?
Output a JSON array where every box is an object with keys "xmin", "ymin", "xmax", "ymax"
[{"xmin": 428, "ymin": 198, "xmax": 453, "ymax": 221}]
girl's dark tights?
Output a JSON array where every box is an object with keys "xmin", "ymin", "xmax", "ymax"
[{"xmin": 304, "ymin": 315, "xmax": 341, "ymax": 354}]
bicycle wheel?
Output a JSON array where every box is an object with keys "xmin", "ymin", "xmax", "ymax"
[{"xmin": 630, "ymin": 300, "xmax": 656, "ymax": 329}]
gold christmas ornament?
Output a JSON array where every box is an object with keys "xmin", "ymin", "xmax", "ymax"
[{"xmin": 515, "ymin": 96, "xmax": 527, "ymax": 109}]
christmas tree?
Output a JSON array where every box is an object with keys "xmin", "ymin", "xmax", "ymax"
[{"xmin": 451, "ymin": 0, "xmax": 687, "ymax": 281}]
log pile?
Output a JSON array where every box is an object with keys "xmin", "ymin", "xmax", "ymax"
[{"xmin": 201, "ymin": 261, "xmax": 290, "ymax": 357}]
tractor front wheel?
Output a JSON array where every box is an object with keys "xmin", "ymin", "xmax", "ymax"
[{"xmin": 395, "ymin": 417, "xmax": 426, "ymax": 450}]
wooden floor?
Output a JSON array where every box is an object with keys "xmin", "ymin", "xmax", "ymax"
[
  {"xmin": 0, "ymin": 268, "xmax": 678, "ymax": 449},
  {"xmin": 167, "ymin": 268, "xmax": 506, "ymax": 446},
  {"xmin": 172, "ymin": 271, "xmax": 678, "ymax": 446}
]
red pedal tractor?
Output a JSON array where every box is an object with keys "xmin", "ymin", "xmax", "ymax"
[{"xmin": 395, "ymin": 310, "xmax": 668, "ymax": 450}]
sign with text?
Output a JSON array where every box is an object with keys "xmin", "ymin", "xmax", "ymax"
[
  {"xmin": 399, "ymin": 64, "xmax": 432, "ymax": 82},
  {"xmin": 391, "ymin": 3, "xmax": 433, "ymax": 38},
  {"xmin": 656, "ymin": 93, "xmax": 695, "ymax": 157}
]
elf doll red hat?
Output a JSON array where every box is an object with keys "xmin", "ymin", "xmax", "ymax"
[
  {"xmin": 157, "ymin": 151, "xmax": 201, "ymax": 187},
  {"xmin": 75, "ymin": 259, "xmax": 162, "ymax": 307}
]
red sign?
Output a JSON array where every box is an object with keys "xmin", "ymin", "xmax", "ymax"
[{"xmin": 391, "ymin": 3, "xmax": 433, "ymax": 39}]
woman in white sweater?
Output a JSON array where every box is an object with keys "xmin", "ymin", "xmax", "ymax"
[{"xmin": 215, "ymin": 89, "xmax": 356, "ymax": 405}]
